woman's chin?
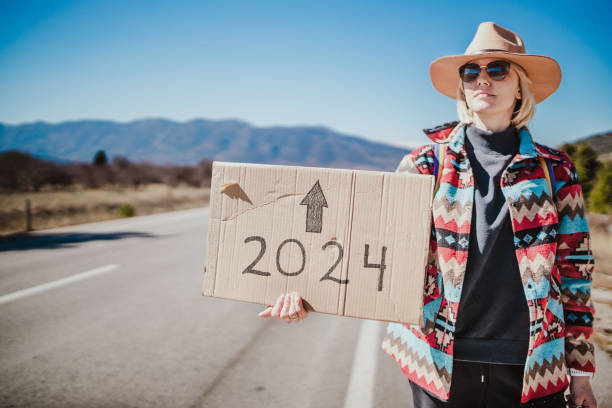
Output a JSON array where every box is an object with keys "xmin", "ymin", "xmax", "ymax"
[
  {"xmin": 469, "ymin": 102, "xmax": 494, "ymax": 112},
  {"xmin": 470, "ymin": 105, "xmax": 505, "ymax": 116}
]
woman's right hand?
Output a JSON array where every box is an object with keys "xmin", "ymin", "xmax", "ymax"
[{"xmin": 257, "ymin": 292, "xmax": 309, "ymax": 323}]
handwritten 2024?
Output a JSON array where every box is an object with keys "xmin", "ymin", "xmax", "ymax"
[{"xmin": 241, "ymin": 236, "xmax": 389, "ymax": 292}]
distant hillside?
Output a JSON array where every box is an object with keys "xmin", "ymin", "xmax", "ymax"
[
  {"xmin": 571, "ymin": 129, "xmax": 612, "ymax": 155},
  {"xmin": 0, "ymin": 118, "xmax": 411, "ymax": 172}
]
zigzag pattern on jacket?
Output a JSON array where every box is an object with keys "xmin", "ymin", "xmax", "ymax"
[{"xmin": 381, "ymin": 122, "xmax": 595, "ymax": 404}]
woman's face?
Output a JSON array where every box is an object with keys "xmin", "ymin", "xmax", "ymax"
[{"xmin": 462, "ymin": 57, "xmax": 521, "ymax": 119}]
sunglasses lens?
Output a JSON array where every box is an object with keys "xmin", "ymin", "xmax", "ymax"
[
  {"xmin": 460, "ymin": 63, "xmax": 480, "ymax": 82},
  {"xmin": 459, "ymin": 60, "xmax": 511, "ymax": 82},
  {"xmin": 487, "ymin": 61, "xmax": 510, "ymax": 80}
]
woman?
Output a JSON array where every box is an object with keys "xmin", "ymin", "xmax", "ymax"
[{"xmin": 259, "ymin": 22, "xmax": 597, "ymax": 408}]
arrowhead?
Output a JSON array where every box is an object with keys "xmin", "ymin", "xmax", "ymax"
[{"xmin": 300, "ymin": 180, "xmax": 328, "ymax": 207}]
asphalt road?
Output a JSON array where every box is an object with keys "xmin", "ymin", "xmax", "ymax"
[{"xmin": 0, "ymin": 208, "xmax": 610, "ymax": 407}]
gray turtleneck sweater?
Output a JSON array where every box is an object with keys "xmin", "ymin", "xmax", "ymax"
[{"xmin": 452, "ymin": 123, "xmax": 530, "ymax": 365}]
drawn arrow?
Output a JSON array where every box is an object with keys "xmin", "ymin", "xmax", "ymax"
[{"xmin": 300, "ymin": 180, "xmax": 328, "ymax": 233}]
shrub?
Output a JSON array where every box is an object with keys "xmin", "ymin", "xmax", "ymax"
[
  {"xmin": 119, "ymin": 203, "xmax": 135, "ymax": 217},
  {"xmin": 0, "ymin": 150, "xmax": 72, "ymax": 191},
  {"xmin": 573, "ymin": 143, "xmax": 601, "ymax": 196},
  {"xmin": 0, "ymin": 149, "xmax": 214, "ymax": 191},
  {"xmin": 590, "ymin": 161, "xmax": 612, "ymax": 214}
]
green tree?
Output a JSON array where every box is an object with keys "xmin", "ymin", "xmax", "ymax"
[
  {"xmin": 93, "ymin": 150, "xmax": 108, "ymax": 166},
  {"xmin": 589, "ymin": 161, "xmax": 612, "ymax": 214},
  {"xmin": 559, "ymin": 142, "xmax": 576, "ymax": 157},
  {"xmin": 572, "ymin": 143, "xmax": 600, "ymax": 197}
]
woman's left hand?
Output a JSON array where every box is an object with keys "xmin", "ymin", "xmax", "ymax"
[{"xmin": 569, "ymin": 376, "xmax": 597, "ymax": 407}]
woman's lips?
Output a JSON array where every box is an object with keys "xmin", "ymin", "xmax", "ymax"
[{"xmin": 474, "ymin": 92, "xmax": 494, "ymax": 98}]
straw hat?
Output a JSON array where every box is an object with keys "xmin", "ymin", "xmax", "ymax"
[{"xmin": 429, "ymin": 22, "xmax": 561, "ymax": 103}]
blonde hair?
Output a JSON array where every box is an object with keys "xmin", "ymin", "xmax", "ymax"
[{"xmin": 456, "ymin": 60, "xmax": 536, "ymax": 129}]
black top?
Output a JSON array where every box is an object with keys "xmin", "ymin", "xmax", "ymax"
[{"xmin": 453, "ymin": 123, "xmax": 530, "ymax": 365}]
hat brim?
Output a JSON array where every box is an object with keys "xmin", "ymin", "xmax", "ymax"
[{"xmin": 429, "ymin": 52, "xmax": 561, "ymax": 103}]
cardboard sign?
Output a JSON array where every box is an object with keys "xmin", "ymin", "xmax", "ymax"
[{"xmin": 203, "ymin": 161, "xmax": 433, "ymax": 325}]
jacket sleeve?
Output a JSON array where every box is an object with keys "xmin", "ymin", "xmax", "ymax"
[
  {"xmin": 395, "ymin": 144, "xmax": 436, "ymax": 176},
  {"xmin": 554, "ymin": 152, "xmax": 596, "ymax": 375}
]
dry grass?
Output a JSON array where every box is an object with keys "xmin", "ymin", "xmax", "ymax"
[
  {"xmin": 0, "ymin": 183, "xmax": 210, "ymax": 235},
  {"xmin": 599, "ymin": 152, "xmax": 612, "ymax": 162}
]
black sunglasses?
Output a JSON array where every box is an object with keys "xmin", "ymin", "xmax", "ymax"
[{"xmin": 459, "ymin": 60, "xmax": 511, "ymax": 82}]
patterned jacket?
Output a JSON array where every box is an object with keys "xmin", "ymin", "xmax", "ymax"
[{"xmin": 380, "ymin": 121, "xmax": 596, "ymax": 403}]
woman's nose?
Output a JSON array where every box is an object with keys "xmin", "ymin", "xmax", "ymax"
[{"xmin": 477, "ymin": 72, "xmax": 491, "ymax": 86}]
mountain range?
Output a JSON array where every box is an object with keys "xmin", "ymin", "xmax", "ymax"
[
  {"xmin": 2, "ymin": 118, "xmax": 610, "ymax": 172},
  {"xmin": 0, "ymin": 118, "xmax": 413, "ymax": 172},
  {"xmin": 575, "ymin": 130, "xmax": 612, "ymax": 154}
]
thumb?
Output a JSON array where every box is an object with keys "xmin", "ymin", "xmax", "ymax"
[{"xmin": 258, "ymin": 306, "xmax": 273, "ymax": 318}]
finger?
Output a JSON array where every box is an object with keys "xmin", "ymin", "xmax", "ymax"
[
  {"xmin": 296, "ymin": 295, "xmax": 309, "ymax": 319},
  {"xmin": 280, "ymin": 293, "xmax": 291, "ymax": 319},
  {"xmin": 288, "ymin": 292, "xmax": 298, "ymax": 318},
  {"xmin": 281, "ymin": 297, "xmax": 294, "ymax": 324},
  {"xmin": 292, "ymin": 292, "xmax": 301, "ymax": 313},
  {"xmin": 572, "ymin": 395, "xmax": 586, "ymax": 407},
  {"xmin": 281, "ymin": 295, "xmax": 293, "ymax": 324},
  {"xmin": 271, "ymin": 294, "xmax": 285, "ymax": 318},
  {"xmin": 258, "ymin": 306, "xmax": 273, "ymax": 318},
  {"xmin": 290, "ymin": 293, "xmax": 303, "ymax": 321},
  {"xmin": 295, "ymin": 292, "xmax": 306, "ymax": 322}
]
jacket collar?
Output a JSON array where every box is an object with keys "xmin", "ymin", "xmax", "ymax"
[
  {"xmin": 517, "ymin": 127, "xmax": 564, "ymax": 162},
  {"xmin": 423, "ymin": 121, "xmax": 564, "ymax": 162}
]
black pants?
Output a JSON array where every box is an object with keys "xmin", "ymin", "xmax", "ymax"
[{"xmin": 409, "ymin": 359, "xmax": 567, "ymax": 408}]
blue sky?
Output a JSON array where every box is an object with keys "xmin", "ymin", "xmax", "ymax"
[{"xmin": 1, "ymin": 0, "xmax": 611, "ymax": 149}]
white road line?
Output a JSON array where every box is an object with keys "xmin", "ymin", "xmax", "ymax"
[
  {"xmin": 344, "ymin": 319, "xmax": 381, "ymax": 408},
  {"xmin": 0, "ymin": 264, "xmax": 119, "ymax": 305}
]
